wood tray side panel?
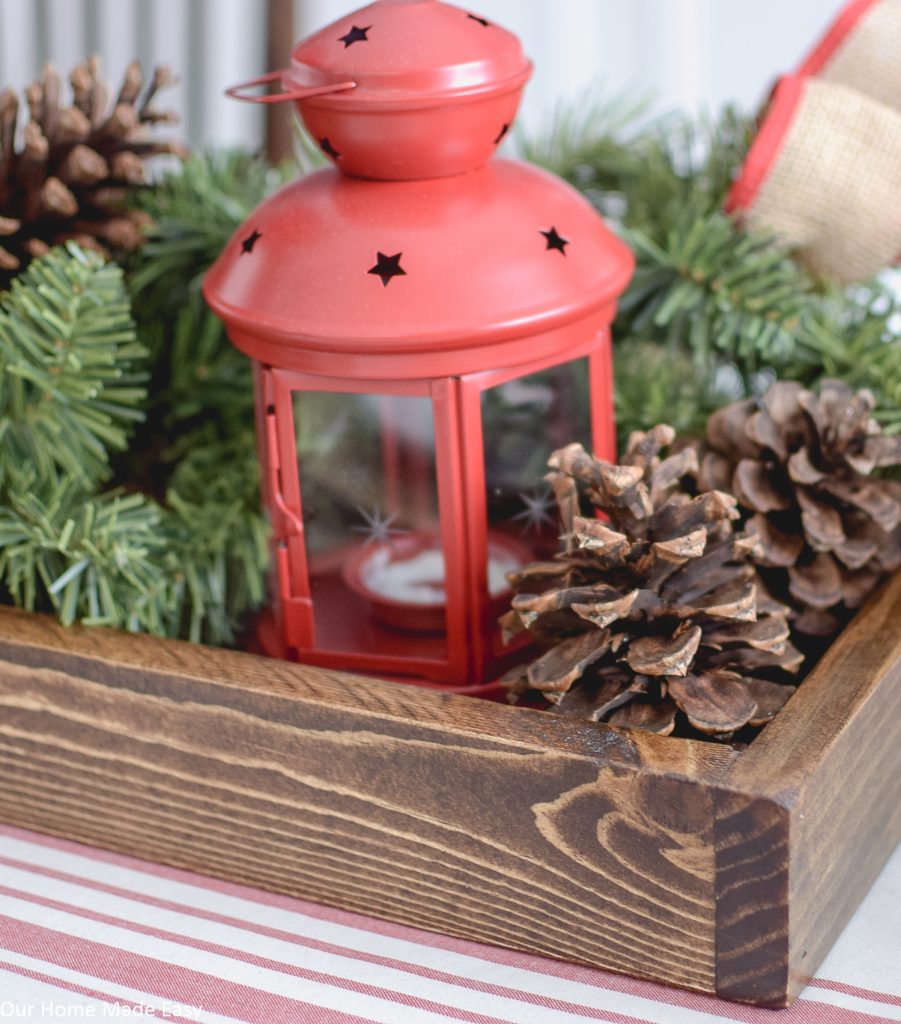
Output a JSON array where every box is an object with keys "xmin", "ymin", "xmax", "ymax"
[
  {"xmin": 0, "ymin": 609, "xmax": 730, "ymax": 993},
  {"xmin": 714, "ymin": 790, "xmax": 790, "ymax": 1005},
  {"xmin": 3, "ymin": 569, "xmax": 898, "ymax": 1007},
  {"xmin": 717, "ymin": 573, "xmax": 901, "ymax": 1005},
  {"xmin": 785, "ymin": 578, "xmax": 901, "ymax": 1003}
]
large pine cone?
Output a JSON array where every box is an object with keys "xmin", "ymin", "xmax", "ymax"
[
  {"xmin": 0, "ymin": 58, "xmax": 185, "ymax": 280},
  {"xmin": 503, "ymin": 426, "xmax": 802, "ymax": 741},
  {"xmin": 700, "ymin": 380, "xmax": 901, "ymax": 637}
]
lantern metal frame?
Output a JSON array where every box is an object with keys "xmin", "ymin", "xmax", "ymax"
[
  {"xmin": 205, "ymin": 0, "xmax": 634, "ymax": 688},
  {"xmin": 257, "ymin": 326, "xmax": 614, "ymax": 688}
]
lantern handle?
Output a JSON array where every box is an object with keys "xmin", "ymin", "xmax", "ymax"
[{"xmin": 225, "ymin": 69, "xmax": 357, "ymax": 105}]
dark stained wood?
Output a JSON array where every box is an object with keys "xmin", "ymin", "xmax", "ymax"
[
  {"xmin": 713, "ymin": 790, "xmax": 790, "ymax": 1004},
  {"xmin": 716, "ymin": 571, "xmax": 901, "ymax": 1005},
  {"xmin": 0, "ymin": 570, "xmax": 898, "ymax": 1005},
  {"xmin": 0, "ymin": 606, "xmax": 732, "ymax": 993}
]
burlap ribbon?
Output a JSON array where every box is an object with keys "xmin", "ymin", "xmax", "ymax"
[
  {"xmin": 729, "ymin": 0, "xmax": 901, "ymax": 284},
  {"xmin": 802, "ymin": 0, "xmax": 901, "ymax": 109},
  {"xmin": 736, "ymin": 77, "xmax": 901, "ymax": 283}
]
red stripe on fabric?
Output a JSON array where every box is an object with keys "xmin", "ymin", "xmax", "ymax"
[
  {"xmin": 0, "ymin": 895, "xmax": 669, "ymax": 1024},
  {"xmin": 0, "ymin": 856, "xmax": 664, "ymax": 1024},
  {"xmin": 0, "ymin": 901, "xmax": 565, "ymax": 1024},
  {"xmin": 2, "ymin": 856, "xmax": 898, "ymax": 1024},
  {"xmin": 392, "ymin": 933, "xmax": 901, "ymax": 1024},
  {"xmin": 0, "ymin": 959, "xmax": 207, "ymax": 1024},
  {"xmin": 0, "ymin": 827, "xmax": 734, "ymax": 1016},
  {"xmin": 0, "ymin": 915, "xmax": 383, "ymax": 1024},
  {"xmin": 3, "ymin": 826, "xmax": 898, "ymax": 1024},
  {"xmin": 810, "ymin": 980, "xmax": 901, "ymax": 1009}
]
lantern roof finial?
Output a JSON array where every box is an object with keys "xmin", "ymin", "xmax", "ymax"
[{"xmin": 227, "ymin": 0, "xmax": 532, "ymax": 180}]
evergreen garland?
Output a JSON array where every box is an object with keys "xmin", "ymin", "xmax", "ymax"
[
  {"xmin": 0, "ymin": 153, "xmax": 281, "ymax": 642},
  {"xmin": 0, "ymin": 246, "xmax": 167, "ymax": 630},
  {"xmin": 0, "ymin": 472, "xmax": 169, "ymax": 632},
  {"xmin": 0, "ymin": 93, "xmax": 898, "ymax": 643},
  {"xmin": 122, "ymin": 150, "xmax": 284, "ymax": 643},
  {"xmin": 0, "ymin": 245, "xmax": 146, "ymax": 489}
]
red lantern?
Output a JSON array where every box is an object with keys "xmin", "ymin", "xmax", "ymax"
[{"xmin": 204, "ymin": 0, "xmax": 634, "ymax": 691}]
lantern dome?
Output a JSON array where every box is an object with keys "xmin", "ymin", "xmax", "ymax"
[{"xmin": 203, "ymin": 158, "xmax": 634, "ymax": 379}]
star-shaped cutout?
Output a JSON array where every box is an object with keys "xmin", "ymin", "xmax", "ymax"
[
  {"xmin": 319, "ymin": 137, "xmax": 341, "ymax": 160},
  {"xmin": 467, "ymin": 13, "xmax": 490, "ymax": 26},
  {"xmin": 494, "ymin": 122, "xmax": 510, "ymax": 145},
  {"xmin": 368, "ymin": 251, "xmax": 406, "ymax": 287},
  {"xmin": 338, "ymin": 24, "xmax": 370, "ymax": 47},
  {"xmin": 541, "ymin": 226, "xmax": 569, "ymax": 255},
  {"xmin": 241, "ymin": 229, "xmax": 261, "ymax": 254}
]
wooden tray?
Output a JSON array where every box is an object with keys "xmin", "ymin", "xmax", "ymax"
[{"xmin": 0, "ymin": 571, "xmax": 899, "ymax": 1007}]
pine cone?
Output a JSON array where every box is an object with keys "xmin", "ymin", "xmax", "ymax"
[
  {"xmin": 503, "ymin": 426, "xmax": 802, "ymax": 741},
  {"xmin": 699, "ymin": 380, "xmax": 901, "ymax": 637},
  {"xmin": 0, "ymin": 58, "xmax": 186, "ymax": 281}
]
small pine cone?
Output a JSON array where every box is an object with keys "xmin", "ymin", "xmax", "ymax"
[
  {"xmin": 700, "ymin": 380, "xmax": 901, "ymax": 637},
  {"xmin": 503, "ymin": 426, "xmax": 802, "ymax": 741},
  {"xmin": 0, "ymin": 58, "xmax": 185, "ymax": 282}
]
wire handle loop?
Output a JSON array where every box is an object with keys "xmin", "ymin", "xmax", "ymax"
[{"xmin": 226, "ymin": 69, "xmax": 356, "ymax": 104}]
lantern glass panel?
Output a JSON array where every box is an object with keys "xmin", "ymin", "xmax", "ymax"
[
  {"xmin": 481, "ymin": 356, "xmax": 591, "ymax": 559},
  {"xmin": 293, "ymin": 390, "xmax": 446, "ymax": 655}
]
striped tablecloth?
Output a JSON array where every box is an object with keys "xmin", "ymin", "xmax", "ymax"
[{"xmin": 0, "ymin": 824, "xmax": 898, "ymax": 1024}]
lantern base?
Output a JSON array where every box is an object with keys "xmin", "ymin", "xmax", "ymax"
[{"xmin": 251, "ymin": 606, "xmax": 509, "ymax": 699}]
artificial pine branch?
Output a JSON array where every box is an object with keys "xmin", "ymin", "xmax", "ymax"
[
  {"xmin": 164, "ymin": 433, "xmax": 269, "ymax": 645},
  {"xmin": 620, "ymin": 204, "xmax": 814, "ymax": 371},
  {"xmin": 162, "ymin": 296, "xmax": 255, "ymax": 436},
  {"xmin": 0, "ymin": 450, "xmax": 266, "ymax": 644},
  {"xmin": 0, "ymin": 467, "xmax": 170, "ymax": 632},
  {"xmin": 0, "ymin": 87, "xmax": 277, "ymax": 641},
  {"xmin": 129, "ymin": 150, "xmax": 289, "ymax": 325},
  {"xmin": 127, "ymin": 151, "xmax": 286, "ymax": 444},
  {"xmin": 614, "ymin": 340, "xmax": 735, "ymax": 439},
  {"xmin": 0, "ymin": 243, "xmax": 145, "ymax": 489},
  {"xmin": 517, "ymin": 90, "xmax": 650, "ymax": 202},
  {"xmin": 121, "ymin": 151, "xmax": 284, "ymax": 642}
]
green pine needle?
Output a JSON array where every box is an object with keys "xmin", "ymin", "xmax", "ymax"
[
  {"xmin": 129, "ymin": 149, "xmax": 292, "ymax": 328},
  {"xmin": 620, "ymin": 207, "xmax": 813, "ymax": 372},
  {"xmin": 162, "ymin": 429, "xmax": 269, "ymax": 645},
  {"xmin": 798, "ymin": 283, "xmax": 901, "ymax": 433},
  {"xmin": 0, "ymin": 469, "xmax": 169, "ymax": 633},
  {"xmin": 123, "ymin": 150, "xmax": 281, "ymax": 641},
  {"xmin": 0, "ymin": 244, "xmax": 146, "ymax": 490},
  {"xmin": 0, "ymin": 153, "xmax": 278, "ymax": 644}
]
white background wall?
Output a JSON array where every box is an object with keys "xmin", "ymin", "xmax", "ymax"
[{"xmin": 0, "ymin": 0, "xmax": 842, "ymax": 149}]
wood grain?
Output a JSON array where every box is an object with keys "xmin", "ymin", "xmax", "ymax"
[
  {"xmin": 0, "ymin": 606, "xmax": 732, "ymax": 992},
  {"xmin": 713, "ymin": 789, "xmax": 790, "ymax": 1003},
  {"xmin": 0, "ymin": 570, "xmax": 898, "ymax": 1005},
  {"xmin": 715, "ymin": 571, "xmax": 901, "ymax": 1005}
]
